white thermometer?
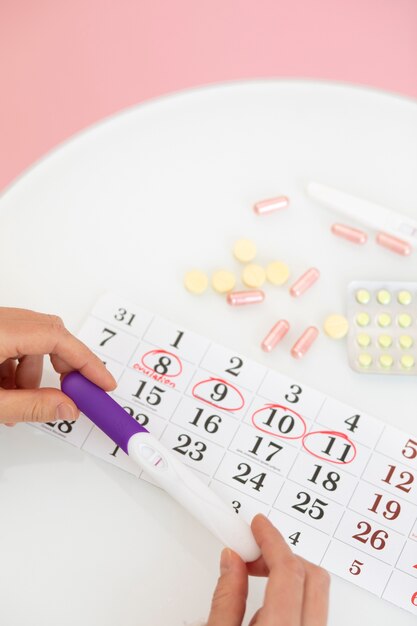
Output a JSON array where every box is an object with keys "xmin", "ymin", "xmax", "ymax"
[{"xmin": 307, "ymin": 181, "xmax": 417, "ymax": 246}]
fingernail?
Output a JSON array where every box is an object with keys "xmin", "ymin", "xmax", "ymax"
[
  {"xmin": 220, "ymin": 548, "xmax": 231, "ymax": 574},
  {"xmin": 56, "ymin": 403, "xmax": 75, "ymax": 421}
]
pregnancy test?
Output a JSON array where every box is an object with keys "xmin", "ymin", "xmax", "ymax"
[
  {"xmin": 307, "ymin": 182, "xmax": 417, "ymax": 247},
  {"xmin": 61, "ymin": 371, "xmax": 261, "ymax": 562}
]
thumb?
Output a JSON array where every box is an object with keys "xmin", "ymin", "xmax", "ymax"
[
  {"xmin": 0, "ymin": 388, "xmax": 79, "ymax": 424},
  {"xmin": 206, "ymin": 549, "xmax": 248, "ymax": 626}
]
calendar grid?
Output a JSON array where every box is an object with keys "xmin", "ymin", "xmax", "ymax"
[
  {"xmin": 31, "ymin": 293, "xmax": 417, "ymax": 617},
  {"xmin": 209, "ymin": 368, "xmax": 269, "ymax": 488},
  {"xmin": 381, "ymin": 570, "xmax": 395, "ymax": 598}
]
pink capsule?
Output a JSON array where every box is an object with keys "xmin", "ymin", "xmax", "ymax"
[
  {"xmin": 291, "ymin": 326, "xmax": 319, "ymax": 359},
  {"xmin": 376, "ymin": 231, "xmax": 412, "ymax": 256},
  {"xmin": 253, "ymin": 195, "xmax": 289, "ymax": 215},
  {"xmin": 331, "ymin": 223, "xmax": 368, "ymax": 245},
  {"xmin": 227, "ymin": 290, "xmax": 265, "ymax": 306},
  {"xmin": 261, "ymin": 320, "xmax": 290, "ymax": 352},
  {"xmin": 289, "ymin": 268, "xmax": 320, "ymax": 298}
]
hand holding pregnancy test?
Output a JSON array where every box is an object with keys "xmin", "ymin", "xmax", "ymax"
[{"xmin": 61, "ymin": 371, "xmax": 261, "ymax": 562}]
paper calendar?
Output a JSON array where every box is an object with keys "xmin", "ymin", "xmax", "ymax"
[{"xmin": 31, "ymin": 292, "xmax": 417, "ymax": 616}]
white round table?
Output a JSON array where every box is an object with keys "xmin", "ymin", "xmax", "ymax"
[{"xmin": 0, "ymin": 80, "xmax": 416, "ymax": 626}]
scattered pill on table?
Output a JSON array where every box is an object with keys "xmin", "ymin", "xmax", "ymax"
[
  {"xmin": 290, "ymin": 326, "xmax": 319, "ymax": 358},
  {"xmin": 261, "ymin": 319, "xmax": 290, "ymax": 352},
  {"xmin": 323, "ymin": 314, "xmax": 349, "ymax": 339},
  {"xmin": 212, "ymin": 270, "xmax": 236, "ymax": 293},
  {"xmin": 265, "ymin": 261, "xmax": 290, "ymax": 286},
  {"xmin": 233, "ymin": 239, "xmax": 257, "ymax": 263},
  {"xmin": 227, "ymin": 290, "xmax": 265, "ymax": 306},
  {"xmin": 253, "ymin": 195, "xmax": 289, "ymax": 216},
  {"xmin": 331, "ymin": 223, "xmax": 368, "ymax": 244},
  {"xmin": 184, "ymin": 270, "xmax": 209, "ymax": 294},
  {"xmin": 289, "ymin": 267, "xmax": 320, "ymax": 297},
  {"xmin": 376, "ymin": 232, "xmax": 412, "ymax": 256},
  {"xmin": 242, "ymin": 264, "xmax": 266, "ymax": 288}
]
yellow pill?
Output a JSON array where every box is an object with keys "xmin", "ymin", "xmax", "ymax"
[
  {"xmin": 233, "ymin": 239, "xmax": 257, "ymax": 263},
  {"xmin": 377, "ymin": 289, "xmax": 391, "ymax": 305},
  {"xmin": 399, "ymin": 334, "xmax": 414, "ymax": 349},
  {"xmin": 398, "ymin": 290, "xmax": 412, "ymax": 305},
  {"xmin": 378, "ymin": 313, "xmax": 391, "ymax": 328},
  {"xmin": 379, "ymin": 354, "xmax": 394, "ymax": 369},
  {"xmin": 400, "ymin": 354, "xmax": 415, "ymax": 370},
  {"xmin": 242, "ymin": 264, "xmax": 266, "ymax": 288},
  {"xmin": 358, "ymin": 353, "xmax": 373, "ymax": 368},
  {"xmin": 356, "ymin": 312, "xmax": 370, "ymax": 327},
  {"xmin": 323, "ymin": 314, "xmax": 349, "ymax": 339},
  {"xmin": 398, "ymin": 313, "xmax": 412, "ymax": 328},
  {"xmin": 378, "ymin": 334, "xmax": 392, "ymax": 349},
  {"xmin": 356, "ymin": 289, "xmax": 371, "ymax": 305},
  {"xmin": 184, "ymin": 270, "xmax": 209, "ymax": 295},
  {"xmin": 357, "ymin": 333, "xmax": 371, "ymax": 348},
  {"xmin": 266, "ymin": 261, "xmax": 290, "ymax": 286},
  {"xmin": 212, "ymin": 270, "xmax": 236, "ymax": 293}
]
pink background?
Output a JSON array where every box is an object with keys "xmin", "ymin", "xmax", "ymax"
[{"xmin": 1, "ymin": 0, "xmax": 416, "ymax": 192}]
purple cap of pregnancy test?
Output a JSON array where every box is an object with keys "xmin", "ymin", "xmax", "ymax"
[{"xmin": 61, "ymin": 371, "xmax": 148, "ymax": 454}]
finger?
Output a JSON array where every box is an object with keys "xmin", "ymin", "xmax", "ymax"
[
  {"xmin": 250, "ymin": 514, "xmax": 293, "ymax": 571},
  {"xmin": 0, "ymin": 359, "xmax": 16, "ymax": 389},
  {"xmin": 299, "ymin": 560, "xmax": 330, "ymax": 626},
  {"xmin": 15, "ymin": 355, "xmax": 43, "ymax": 389},
  {"xmin": 206, "ymin": 549, "xmax": 248, "ymax": 626},
  {"xmin": 246, "ymin": 554, "xmax": 269, "ymax": 577},
  {"xmin": 0, "ymin": 388, "xmax": 80, "ymax": 424},
  {"xmin": 0, "ymin": 307, "xmax": 47, "ymax": 321},
  {"xmin": 250, "ymin": 515, "xmax": 304, "ymax": 626},
  {"xmin": 50, "ymin": 331, "xmax": 117, "ymax": 391},
  {"xmin": 0, "ymin": 317, "xmax": 116, "ymax": 391},
  {"xmin": 50, "ymin": 353, "xmax": 113, "ymax": 389},
  {"xmin": 248, "ymin": 608, "xmax": 262, "ymax": 626},
  {"xmin": 247, "ymin": 513, "xmax": 291, "ymax": 577}
]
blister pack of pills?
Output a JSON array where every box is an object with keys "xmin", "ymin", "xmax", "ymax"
[{"xmin": 347, "ymin": 281, "xmax": 417, "ymax": 375}]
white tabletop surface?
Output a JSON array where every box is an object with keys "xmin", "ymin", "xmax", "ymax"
[{"xmin": 0, "ymin": 80, "xmax": 416, "ymax": 626}]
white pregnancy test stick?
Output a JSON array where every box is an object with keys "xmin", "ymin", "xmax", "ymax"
[
  {"xmin": 62, "ymin": 371, "xmax": 261, "ymax": 562},
  {"xmin": 307, "ymin": 181, "xmax": 417, "ymax": 246}
]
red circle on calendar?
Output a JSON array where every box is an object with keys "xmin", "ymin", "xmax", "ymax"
[
  {"xmin": 302, "ymin": 430, "xmax": 357, "ymax": 464},
  {"xmin": 141, "ymin": 349, "xmax": 183, "ymax": 377},
  {"xmin": 192, "ymin": 377, "xmax": 244, "ymax": 411},
  {"xmin": 251, "ymin": 404, "xmax": 307, "ymax": 440}
]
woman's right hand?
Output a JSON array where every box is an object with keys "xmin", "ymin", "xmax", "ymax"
[{"xmin": 206, "ymin": 513, "xmax": 330, "ymax": 626}]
